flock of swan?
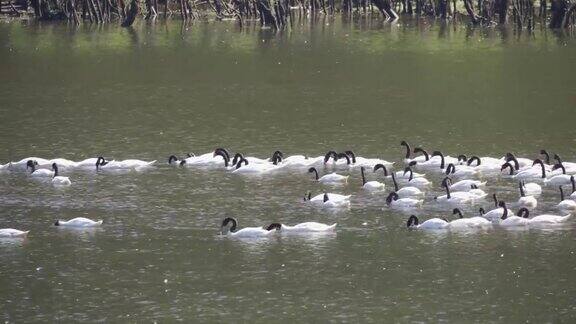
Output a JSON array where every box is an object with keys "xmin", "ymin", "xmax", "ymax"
[{"xmin": 1, "ymin": 141, "xmax": 575, "ymax": 239}]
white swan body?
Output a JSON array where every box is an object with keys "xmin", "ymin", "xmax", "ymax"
[
  {"xmin": 12, "ymin": 157, "xmax": 50, "ymax": 169},
  {"xmin": 529, "ymin": 214, "xmax": 572, "ymax": 225},
  {"xmin": 449, "ymin": 180, "xmax": 486, "ymax": 192},
  {"xmin": 318, "ymin": 173, "xmax": 348, "ymax": 184},
  {"xmin": 0, "ymin": 229, "xmax": 29, "ymax": 237},
  {"xmin": 75, "ymin": 158, "xmax": 102, "ymax": 168},
  {"xmin": 55, "ymin": 217, "xmax": 102, "ymax": 227},
  {"xmin": 545, "ymin": 175, "xmax": 572, "ymax": 186},
  {"xmin": 523, "ymin": 182, "xmax": 542, "ymax": 195},
  {"xmin": 434, "ymin": 191, "xmax": 474, "ymax": 205},
  {"xmin": 280, "ymin": 222, "xmax": 337, "ymax": 233},
  {"xmin": 31, "ymin": 168, "xmax": 54, "ymax": 177},
  {"xmin": 403, "ymin": 177, "xmax": 431, "ymax": 187},
  {"xmin": 52, "ymin": 175, "xmax": 71, "ymax": 186},
  {"xmin": 352, "ymin": 157, "xmax": 394, "ymax": 168},
  {"xmin": 500, "ymin": 216, "xmax": 529, "ymax": 227},
  {"xmin": 183, "ymin": 152, "xmax": 228, "ymax": 167},
  {"xmin": 518, "ymin": 196, "xmax": 537, "ymax": 210},
  {"xmin": 512, "ymin": 166, "xmax": 547, "ymax": 180},
  {"xmin": 449, "ymin": 217, "xmax": 492, "ymax": 229},
  {"xmin": 558, "ymin": 199, "xmax": 576, "ymax": 211},
  {"xmin": 228, "ymin": 227, "xmax": 275, "ymax": 238},
  {"xmin": 49, "ymin": 158, "xmax": 78, "ymax": 168},
  {"xmin": 106, "ymin": 159, "xmax": 156, "ymax": 169},
  {"xmin": 388, "ymin": 195, "xmax": 422, "ymax": 209},
  {"xmin": 363, "ymin": 181, "xmax": 385, "ymax": 191},
  {"xmin": 397, "ymin": 186, "xmax": 424, "ymax": 198},
  {"xmin": 481, "ymin": 207, "xmax": 514, "ymax": 222},
  {"xmin": 407, "ymin": 216, "xmax": 448, "ymax": 230}
]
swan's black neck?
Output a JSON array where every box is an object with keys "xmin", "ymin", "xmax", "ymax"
[
  {"xmin": 323, "ymin": 193, "xmax": 329, "ymax": 202},
  {"xmin": 168, "ymin": 155, "xmax": 178, "ymax": 164},
  {"xmin": 467, "ymin": 156, "xmax": 481, "ymax": 166},
  {"xmin": 445, "ymin": 163, "xmax": 455, "ymax": 175},
  {"xmin": 386, "ymin": 192, "xmax": 399, "ymax": 205},
  {"xmin": 308, "ymin": 167, "xmax": 319, "ymax": 181},
  {"xmin": 324, "ymin": 151, "xmax": 338, "ymax": 163},
  {"xmin": 433, "ymin": 151, "xmax": 445, "ymax": 169},
  {"xmin": 500, "ymin": 203, "xmax": 508, "ymax": 220},
  {"xmin": 374, "ymin": 164, "xmax": 388, "ymax": 177},
  {"xmin": 391, "ymin": 173, "xmax": 399, "ymax": 191},
  {"xmin": 453, "ymin": 208, "xmax": 463, "ymax": 218},
  {"xmin": 52, "ymin": 163, "xmax": 59, "ymax": 178},
  {"xmin": 540, "ymin": 150, "xmax": 550, "ymax": 165},
  {"xmin": 493, "ymin": 193, "xmax": 498, "ymax": 207},
  {"xmin": 345, "ymin": 151, "xmax": 356, "ymax": 164},
  {"xmin": 266, "ymin": 223, "xmax": 282, "ymax": 231},
  {"xmin": 533, "ymin": 159, "xmax": 546, "ymax": 178},
  {"xmin": 401, "ymin": 141, "xmax": 411, "ymax": 159},
  {"xmin": 516, "ymin": 208, "xmax": 529, "ymax": 218},
  {"xmin": 560, "ymin": 186, "xmax": 565, "ymax": 201},
  {"xmin": 519, "ymin": 181, "xmax": 525, "ymax": 197},
  {"xmin": 407, "ymin": 215, "xmax": 419, "ymax": 227},
  {"xmin": 221, "ymin": 217, "xmax": 238, "ymax": 233},
  {"xmin": 360, "ymin": 167, "xmax": 367, "ymax": 186},
  {"xmin": 414, "ymin": 147, "xmax": 429, "ymax": 161},
  {"xmin": 553, "ymin": 163, "xmax": 566, "ymax": 175},
  {"xmin": 501, "ymin": 163, "xmax": 514, "ymax": 175},
  {"xmin": 571, "ymin": 176, "xmax": 576, "ymax": 194}
]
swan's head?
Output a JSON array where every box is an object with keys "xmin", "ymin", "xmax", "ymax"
[
  {"xmin": 179, "ymin": 160, "xmax": 186, "ymax": 167},
  {"xmin": 26, "ymin": 160, "xmax": 37, "ymax": 171},
  {"xmin": 213, "ymin": 148, "xmax": 231, "ymax": 160},
  {"xmin": 401, "ymin": 141, "xmax": 411, "ymax": 158},
  {"xmin": 54, "ymin": 220, "xmax": 60, "ymax": 226},
  {"xmin": 386, "ymin": 192, "xmax": 399, "ymax": 205},
  {"xmin": 441, "ymin": 177, "xmax": 452, "ymax": 188},
  {"xmin": 408, "ymin": 161, "xmax": 417, "ymax": 167},
  {"xmin": 479, "ymin": 208, "xmax": 486, "ymax": 215},
  {"xmin": 445, "ymin": 163, "xmax": 455, "ymax": 175},
  {"xmin": 168, "ymin": 155, "xmax": 178, "ymax": 165},
  {"xmin": 407, "ymin": 215, "xmax": 419, "ymax": 228},
  {"xmin": 516, "ymin": 208, "xmax": 530, "ymax": 218},
  {"xmin": 213, "ymin": 150, "xmax": 229, "ymax": 166},
  {"xmin": 303, "ymin": 191, "xmax": 311, "ymax": 201},
  {"xmin": 500, "ymin": 162, "xmax": 514, "ymax": 175},
  {"xmin": 553, "ymin": 154, "xmax": 562, "ymax": 163},
  {"xmin": 265, "ymin": 223, "xmax": 282, "ymax": 231},
  {"xmin": 323, "ymin": 193, "xmax": 329, "ymax": 203},
  {"xmin": 400, "ymin": 141, "xmax": 409, "ymax": 147},
  {"xmin": 96, "ymin": 157, "xmax": 108, "ymax": 170},
  {"xmin": 344, "ymin": 150, "xmax": 356, "ymax": 163},
  {"xmin": 51, "ymin": 163, "xmax": 58, "ymax": 172},
  {"xmin": 498, "ymin": 201, "xmax": 507, "ymax": 209},
  {"xmin": 453, "ymin": 208, "xmax": 463, "ymax": 218},
  {"xmin": 457, "ymin": 154, "xmax": 467, "ymax": 163},
  {"xmin": 220, "ymin": 217, "xmax": 238, "ymax": 234},
  {"xmin": 540, "ymin": 150, "xmax": 550, "ymax": 164},
  {"xmin": 324, "ymin": 151, "xmax": 338, "ymax": 163},
  {"xmin": 552, "ymin": 163, "xmax": 566, "ymax": 174},
  {"xmin": 373, "ymin": 164, "xmax": 388, "ymax": 176}
]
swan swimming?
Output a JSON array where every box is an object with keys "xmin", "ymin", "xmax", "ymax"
[
  {"xmin": 406, "ymin": 215, "xmax": 448, "ymax": 230},
  {"xmin": 308, "ymin": 167, "xmax": 348, "ymax": 184},
  {"xmin": 271, "ymin": 222, "xmax": 337, "ymax": 233},
  {"xmin": 360, "ymin": 166, "xmax": 385, "ymax": 191},
  {"xmin": 0, "ymin": 228, "xmax": 29, "ymax": 238},
  {"xmin": 54, "ymin": 217, "xmax": 102, "ymax": 227},
  {"xmin": 220, "ymin": 217, "xmax": 279, "ymax": 237},
  {"xmin": 51, "ymin": 163, "xmax": 72, "ymax": 186}
]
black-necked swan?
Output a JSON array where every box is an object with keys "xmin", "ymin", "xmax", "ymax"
[
  {"xmin": 499, "ymin": 207, "xmax": 530, "ymax": 227},
  {"xmin": 502, "ymin": 159, "xmax": 547, "ymax": 180},
  {"xmin": 480, "ymin": 200, "xmax": 514, "ymax": 222},
  {"xmin": 401, "ymin": 141, "xmax": 428, "ymax": 164},
  {"xmin": 27, "ymin": 160, "xmax": 54, "ymax": 177},
  {"xmin": 445, "ymin": 163, "xmax": 478, "ymax": 178},
  {"xmin": 308, "ymin": 167, "xmax": 348, "ymax": 184},
  {"xmin": 386, "ymin": 192, "xmax": 423, "ymax": 209},
  {"xmin": 360, "ymin": 166, "xmax": 385, "ymax": 191},
  {"xmin": 545, "ymin": 164, "xmax": 573, "ymax": 186},
  {"xmin": 517, "ymin": 181, "xmax": 537, "ymax": 210},
  {"xmin": 448, "ymin": 208, "xmax": 492, "ymax": 228},
  {"xmin": 505, "ymin": 153, "xmax": 533, "ymax": 170},
  {"xmin": 433, "ymin": 178, "xmax": 474, "ymax": 205},
  {"xmin": 406, "ymin": 215, "xmax": 448, "ymax": 230},
  {"xmin": 303, "ymin": 191, "xmax": 351, "ymax": 207},
  {"xmin": 55, "ymin": 217, "xmax": 102, "ymax": 227},
  {"xmin": 220, "ymin": 217, "xmax": 279, "ymax": 237},
  {"xmin": 413, "ymin": 147, "xmax": 430, "ymax": 162},
  {"xmin": 0, "ymin": 228, "xmax": 29, "ymax": 238},
  {"xmin": 11, "ymin": 157, "xmax": 51, "ymax": 170},
  {"xmin": 557, "ymin": 186, "xmax": 576, "ymax": 211},
  {"xmin": 51, "ymin": 163, "xmax": 71, "ymax": 186},
  {"xmin": 402, "ymin": 168, "xmax": 431, "ymax": 187},
  {"xmin": 271, "ymin": 222, "xmax": 337, "ymax": 233},
  {"xmin": 553, "ymin": 154, "xmax": 576, "ymax": 172},
  {"xmin": 540, "ymin": 150, "xmax": 551, "ymax": 165},
  {"xmin": 388, "ymin": 172, "xmax": 423, "ymax": 198}
]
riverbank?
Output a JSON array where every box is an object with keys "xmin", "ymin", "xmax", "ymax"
[{"xmin": 1, "ymin": 0, "xmax": 575, "ymax": 29}]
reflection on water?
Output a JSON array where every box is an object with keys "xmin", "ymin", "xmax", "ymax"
[{"xmin": 0, "ymin": 17, "xmax": 575, "ymax": 322}]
